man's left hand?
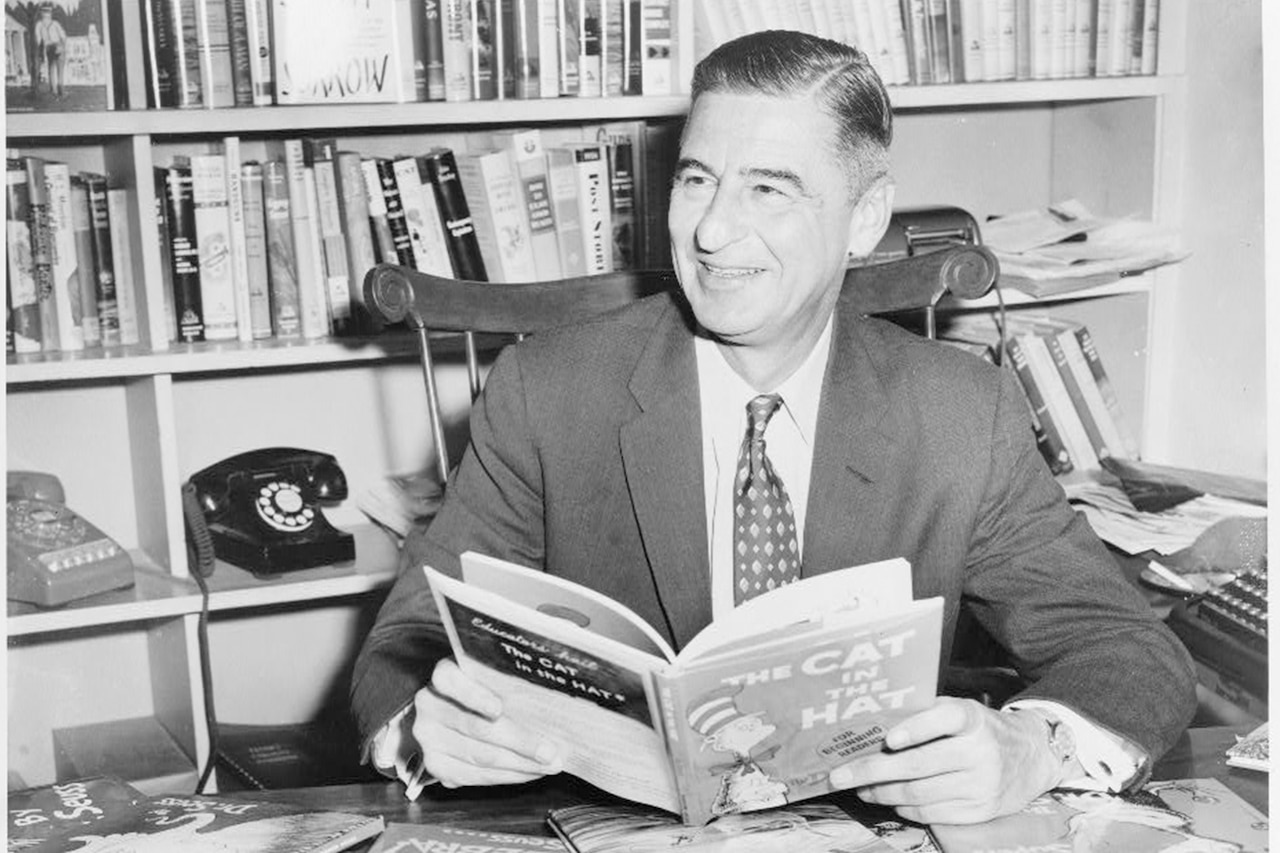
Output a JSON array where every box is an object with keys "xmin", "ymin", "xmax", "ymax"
[{"xmin": 828, "ymin": 697, "xmax": 1065, "ymax": 825}]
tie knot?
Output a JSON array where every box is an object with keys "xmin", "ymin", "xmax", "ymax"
[{"xmin": 746, "ymin": 394, "xmax": 783, "ymax": 438}]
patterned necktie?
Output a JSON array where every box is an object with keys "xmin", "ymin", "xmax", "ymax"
[{"xmin": 733, "ymin": 394, "xmax": 801, "ymax": 605}]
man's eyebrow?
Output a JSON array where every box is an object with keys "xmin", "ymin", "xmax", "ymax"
[
  {"xmin": 674, "ymin": 156, "xmax": 714, "ymax": 175},
  {"xmin": 742, "ymin": 166, "xmax": 807, "ymax": 192}
]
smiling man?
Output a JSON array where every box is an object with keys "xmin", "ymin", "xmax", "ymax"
[{"xmin": 350, "ymin": 30, "xmax": 1196, "ymax": 825}]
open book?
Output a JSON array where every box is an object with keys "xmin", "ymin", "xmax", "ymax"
[{"xmin": 425, "ymin": 552, "xmax": 944, "ymax": 825}]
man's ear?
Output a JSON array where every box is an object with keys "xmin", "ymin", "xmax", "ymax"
[{"xmin": 845, "ymin": 178, "xmax": 896, "ymax": 261}]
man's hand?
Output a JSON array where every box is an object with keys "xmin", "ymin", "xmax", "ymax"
[
  {"xmin": 828, "ymin": 698, "xmax": 1066, "ymax": 825},
  {"xmin": 411, "ymin": 659, "xmax": 564, "ymax": 788}
]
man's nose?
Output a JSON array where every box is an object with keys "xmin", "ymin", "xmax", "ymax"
[{"xmin": 694, "ymin": 186, "xmax": 748, "ymax": 254}]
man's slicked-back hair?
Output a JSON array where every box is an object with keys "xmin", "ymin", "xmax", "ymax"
[{"xmin": 689, "ymin": 30, "xmax": 893, "ymax": 192}]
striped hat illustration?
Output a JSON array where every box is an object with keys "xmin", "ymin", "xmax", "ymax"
[{"xmin": 687, "ymin": 684, "xmax": 759, "ymax": 739}]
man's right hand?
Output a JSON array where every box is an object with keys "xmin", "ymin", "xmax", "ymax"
[{"xmin": 412, "ymin": 658, "xmax": 564, "ymax": 788}]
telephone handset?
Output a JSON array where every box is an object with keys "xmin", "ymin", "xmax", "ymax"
[
  {"xmin": 185, "ymin": 448, "xmax": 356, "ymax": 576},
  {"xmin": 7, "ymin": 471, "xmax": 136, "ymax": 607}
]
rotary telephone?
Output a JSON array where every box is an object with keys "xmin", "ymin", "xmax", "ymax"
[
  {"xmin": 7, "ymin": 471, "xmax": 136, "ymax": 607},
  {"xmin": 183, "ymin": 448, "xmax": 356, "ymax": 577}
]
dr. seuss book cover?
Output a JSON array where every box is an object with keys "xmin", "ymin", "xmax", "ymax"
[
  {"xmin": 5, "ymin": 0, "xmax": 116, "ymax": 112},
  {"xmin": 425, "ymin": 552, "xmax": 943, "ymax": 825},
  {"xmin": 928, "ymin": 777, "xmax": 1269, "ymax": 853},
  {"xmin": 10, "ymin": 792, "xmax": 385, "ymax": 852},
  {"xmin": 368, "ymin": 821, "xmax": 567, "ymax": 852},
  {"xmin": 8, "ymin": 776, "xmax": 146, "ymax": 851}
]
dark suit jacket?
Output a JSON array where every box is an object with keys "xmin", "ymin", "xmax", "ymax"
[{"xmin": 350, "ymin": 290, "xmax": 1196, "ymax": 768}]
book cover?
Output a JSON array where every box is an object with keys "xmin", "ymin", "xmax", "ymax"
[
  {"xmin": 370, "ymin": 821, "xmax": 568, "ymax": 852},
  {"xmin": 238, "ymin": 161, "xmax": 277, "ymax": 339},
  {"xmin": 68, "ymin": 174, "xmax": 102, "ymax": 347},
  {"xmin": 221, "ymin": 136, "xmax": 254, "ymax": 342},
  {"xmin": 261, "ymin": 158, "xmax": 302, "ymax": 338},
  {"xmin": 420, "ymin": 146, "xmax": 488, "ymax": 280},
  {"xmin": 427, "ymin": 551, "xmax": 942, "ymax": 825},
  {"xmin": 16, "ymin": 792, "xmax": 385, "ymax": 852},
  {"xmin": 455, "ymin": 147, "xmax": 538, "ymax": 282},
  {"xmin": 495, "ymin": 128, "xmax": 563, "ymax": 280},
  {"xmin": 194, "ymin": 0, "xmax": 236, "ymax": 106},
  {"xmin": 391, "ymin": 156, "xmax": 454, "ymax": 277},
  {"xmin": 188, "ymin": 152, "xmax": 239, "ymax": 340},
  {"xmin": 929, "ymin": 777, "xmax": 1269, "ymax": 853},
  {"xmin": 442, "ymin": 0, "xmax": 474, "ymax": 100},
  {"xmin": 549, "ymin": 802, "xmax": 902, "ymax": 852},
  {"xmin": 82, "ymin": 172, "xmax": 120, "ymax": 346},
  {"xmin": 308, "ymin": 140, "xmax": 355, "ymax": 334},
  {"xmin": 23, "ymin": 156, "xmax": 61, "ymax": 350},
  {"xmin": 7, "ymin": 776, "xmax": 148, "ymax": 852},
  {"xmin": 273, "ymin": 0, "xmax": 410, "ymax": 103},
  {"xmin": 1225, "ymin": 722, "xmax": 1268, "ymax": 773},
  {"xmin": 6, "ymin": 157, "xmax": 42, "ymax": 353},
  {"xmin": 544, "ymin": 145, "xmax": 587, "ymax": 276},
  {"xmin": 557, "ymin": 0, "xmax": 581, "ymax": 95},
  {"xmin": 215, "ymin": 721, "xmax": 385, "ymax": 791},
  {"xmin": 105, "ymin": 188, "xmax": 141, "ymax": 345},
  {"xmin": 5, "ymin": 0, "xmax": 115, "ymax": 112},
  {"xmin": 333, "ymin": 150, "xmax": 382, "ymax": 328},
  {"xmin": 45, "ymin": 161, "xmax": 86, "ymax": 351}
]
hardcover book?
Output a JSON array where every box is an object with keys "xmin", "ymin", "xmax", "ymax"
[
  {"xmin": 261, "ymin": 159, "xmax": 303, "ymax": 339},
  {"xmin": 188, "ymin": 153, "xmax": 239, "ymax": 340},
  {"xmin": 544, "ymin": 145, "xmax": 587, "ymax": 276},
  {"xmin": 557, "ymin": 0, "xmax": 581, "ymax": 95},
  {"xmin": 44, "ymin": 160, "xmax": 86, "ymax": 351},
  {"xmin": 333, "ymin": 150, "xmax": 382, "ymax": 328},
  {"xmin": 19, "ymin": 156, "xmax": 60, "ymax": 351},
  {"xmin": 82, "ymin": 173, "xmax": 120, "ymax": 346},
  {"xmin": 554, "ymin": 142, "xmax": 610, "ymax": 274},
  {"xmin": 420, "ymin": 146, "xmax": 488, "ymax": 280},
  {"xmin": 68, "ymin": 175, "xmax": 102, "ymax": 347},
  {"xmin": 6, "ymin": 157, "xmax": 42, "ymax": 353},
  {"xmin": 5, "ymin": 0, "xmax": 116, "ymax": 112},
  {"xmin": 238, "ymin": 161, "xmax": 277, "ymax": 339},
  {"xmin": 928, "ymin": 777, "xmax": 1269, "ymax": 853},
  {"xmin": 494, "ymin": 128, "xmax": 563, "ymax": 280},
  {"xmin": 105, "ymin": 187, "xmax": 140, "ymax": 345},
  {"xmin": 369, "ymin": 821, "xmax": 568, "ymax": 852},
  {"xmin": 157, "ymin": 163, "xmax": 204, "ymax": 342},
  {"xmin": 548, "ymin": 801, "xmax": 901, "ymax": 853},
  {"xmin": 391, "ymin": 156, "xmax": 454, "ymax": 277},
  {"xmin": 272, "ymin": 0, "xmax": 413, "ymax": 103},
  {"xmin": 308, "ymin": 140, "xmax": 355, "ymax": 334},
  {"xmin": 426, "ymin": 551, "xmax": 942, "ymax": 825},
  {"xmin": 441, "ymin": 0, "xmax": 474, "ymax": 100},
  {"xmin": 455, "ymin": 147, "xmax": 538, "ymax": 282}
]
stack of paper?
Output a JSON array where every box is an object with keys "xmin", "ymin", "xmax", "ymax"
[{"xmin": 984, "ymin": 200, "xmax": 1188, "ymax": 297}]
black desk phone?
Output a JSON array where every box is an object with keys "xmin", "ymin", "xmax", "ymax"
[
  {"xmin": 7, "ymin": 471, "xmax": 136, "ymax": 607},
  {"xmin": 185, "ymin": 448, "xmax": 356, "ymax": 576}
]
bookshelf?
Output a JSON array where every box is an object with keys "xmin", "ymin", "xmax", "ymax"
[{"xmin": 6, "ymin": 0, "xmax": 1190, "ymax": 789}]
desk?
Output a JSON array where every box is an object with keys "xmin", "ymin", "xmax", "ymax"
[{"xmin": 226, "ymin": 725, "xmax": 1267, "ymax": 849}]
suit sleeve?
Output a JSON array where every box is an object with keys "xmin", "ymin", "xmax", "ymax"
[
  {"xmin": 961, "ymin": 368, "xmax": 1197, "ymax": 768},
  {"xmin": 349, "ymin": 346, "xmax": 548, "ymax": 749}
]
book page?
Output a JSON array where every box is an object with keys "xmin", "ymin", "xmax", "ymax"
[{"xmin": 426, "ymin": 566, "xmax": 681, "ymax": 813}]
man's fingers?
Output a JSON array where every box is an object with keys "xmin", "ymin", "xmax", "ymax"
[
  {"xmin": 430, "ymin": 659, "xmax": 503, "ymax": 719},
  {"xmin": 830, "ymin": 734, "xmax": 969, "ymax": 790},
  {"xmin": 422, "ymin": 750, "xmax": 551, "ymax": 789},
  {"xmin": 854, "ymin": 769, "xmax": 974, "ymax": 808},
  {"xmin": 882, "ymin": 697, "xmax": 977, "ymax": 750}
]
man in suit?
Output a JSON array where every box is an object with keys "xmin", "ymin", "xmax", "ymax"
[{"xmin": 350, "ymin": 30, "xmax": 1196, "ymax": 824}]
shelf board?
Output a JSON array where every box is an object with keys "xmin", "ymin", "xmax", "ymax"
[
  {"xmin": 6, "ymin": 525, "xmax": 400, "ymax": 638},
  {"xmin": 944, "ymin": 275, "xmax": 1153, "ymax": 310},
  {"xmin": 5, "ymin": 76, "xmax": 1182, "ymax": 140}
]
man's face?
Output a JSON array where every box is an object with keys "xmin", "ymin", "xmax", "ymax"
[{"xmin": 669, "ymin": 91, "xmax": 885, "ymax": 354}]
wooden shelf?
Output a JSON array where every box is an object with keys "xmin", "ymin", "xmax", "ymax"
[
  {"xmin": 945, "ymin": 275, "xmax": 1154, "ymax": 310},
  {"xmin": 4, "ymin": 76, "xmax": 1181, "ymax": 141}
]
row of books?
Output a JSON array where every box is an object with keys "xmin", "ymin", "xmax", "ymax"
[
  {"xmin": 6, "ymin": 154, "xmax": 143, "ymax": 355},
  {"xmin": 147, "ymin": 123, "xmax": 656, "ymax": 345},
  {"xmin": 145, "ymin": 0, "xmax": 678, "ymax": 110},
  {"xmin": 696, "ymin": 0, "xmax": 1161, "ymax": 87},
  {"xmin": 943, "ymin": 312, "xmax": 1140, "ymax": 477}
]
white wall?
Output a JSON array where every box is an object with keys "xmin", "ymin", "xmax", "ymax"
[{"xmin": 1163, "ymin": 0, "xmax": 1267, "ymax": 479}]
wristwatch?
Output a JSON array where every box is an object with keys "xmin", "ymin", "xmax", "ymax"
[{"xmin": 1043, "ymin": 713, "xmax": 1077, "ymax": 766}]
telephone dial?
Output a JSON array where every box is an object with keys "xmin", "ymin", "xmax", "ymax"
[
  {"xmin": 7, "ymin": 471, "xmax": 136, "ymax": 607},
  {"xmin": 185, "ymin": 448, "xmax": 356, "ymax": 576}
]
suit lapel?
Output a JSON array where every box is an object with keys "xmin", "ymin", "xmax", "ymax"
[
  {"xmin": 620, "ymin": 301, "xmax": 712, "ymax": 650},
  {"xmin": 804, "ymin": 307, "xmax": 900, "ymax": 575}
]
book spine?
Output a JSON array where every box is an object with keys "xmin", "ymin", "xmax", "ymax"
[
  {"xmin": 903, "ymin": 0, "xmax": 931, "ymax": 85},
  {"xmin": 926, "ymin": 0, "xmax": 951, "ymax": 82},
  {"xmin": 160, "ymin": 164, "xmax": 205, "ymax": 342},
  {"xmin": 498, "ymin": 0, "xmax": 519, "ymax": 98},
  {"xmin": 601, "ymin": 132, "xmax": 636, "ymax": 271},
  {"xmin": 506, "ymin": 130, "xmax": 563, "ymax": 279},
  {"xmin": 536, "ymin": 0, "xmax": 560, "ymax": 97},
  {"xmin": 394, "ymin": 0, "xmax": 421, "ymax": 101},
  {"xmin": 545, "ymin": 148, "xmax": 587, "ymax": 276},
  {"xmin": 624, "ymin": 0, "xmax": 643, "ymax": 94},
  {"xmin": 69, "ymin": 176, "xmax": 102, "ymax": 347},
  {"xmin": 1139, "ymin": 0, "xmax": 1158, "ymax": 75},
  {"xmin": 243, "ymin": 0, "xmax": 275, "ymax": 103},
  {"xmin": 1072, "ymin": 0, "xmax": 1093, "ymax": 77},
  {"xmin": 280, "ymin": 140, "xmax": 330, "ymax": 338},
  {"xmin": 455, "ymin": 150, "xmax": 538, "ymax": 282},
  {"xmin": 1055, "ymin": 325, "xmax": 1128, "ymax": 460},
  {"xmin": 375, "ymin": 158, "xmax": 418, "ymax": 267},
  {"xmin": 569, "ymin": 144, "xmax": 610, "ymax": 273},
  {"xmin": 105, "ymin": 189, "xmax": 141, "ymax": 346},
  {"xmin": 1071, "ymin": 324, "xmax": 1141, "ymax": 458},
  {"xmin": 1003, "ymin": 332, "xmax": 1073, "ymax": 475},
  {"xmin": 189, "ymin": 153, "xmax": 239, "ymax": 340},
  {"xmin": 261, "ymin": 159, "xmax": 302, "ymax": 338},
  {"xmin": 601, "ymin": 0, "xmax": 623, "ymax": 95},
  {"xmin": 238, "ymin": 162, "xmax": 276, "ymax": 338},
  {"xmin": 639, "ymin": 0, "xmax": 672, "ymax": 94},
  {"xmin": 311, "ymin": 152, "xmax": 355, "ymax": 333},
  {"xmin": 224, "ymin": 0, "xmax": 257, "ymax": 105},
  {"xmin": 173, "ymin": 0, "xmax": 207, "ymax": 106},
  {"xmin": 333, "ymin": 151, "xmax": 381, "ymax": 328},
  {"xmin": 557, "ymin": 0, "xmax": 581, "ymax": 95},
  {"xmin": 392, "ymin": 157, "xmax": 454, "ymax": 276},
  {"xmin": 882, "ymin": 0, "xmax": 914, "ymax": 83},
  {"xmin": 83, "ymin": 174, "xmax": 121, "ymax": 346},
  {"xmin": 152, "ymin": 167, "xmax": 179, "ymax": 342},
  {"xmin": 424, "ymin": 0, "xmax": 448, "ymax": 98},
  {"xmin": 470, "ymin": 0, "xmax": 499, "ymax": 99},
  {"xmin": 143, "ymin": 0, "xmax": 173, "ymax": 107},
  {"xmin": 360, "ymin": 158, "xmax": 400, "ymax": 264},
  {"xmin": 46, "ymin": 163, "xmax": 86, "ymax": 351},
  {"xmin": 578, "ymin": 0, "xmax": 603, "ymax": 96},
  {"xmin": 421, "ymin": 148, "xmax": 488, "ymax": 280},
  {"xmin": 6, "ymin": 160, "xmax": 42, "ymax": 353},
  {"xmin": 639, "ymin": 120, "xmax": 678, "ymax": 268},
  {"xmin": 1092, "ymin": 0, "xmax": 1113, "ymax": 76},
  {"xmin": 303, "ymin": 168, "xmax": 340, "ymax": 333},
  {"xmin": 222, "ymin": 136, "xmax": 254, "ymax": 342},
  {"xmin": 442, "ymin": 0, "xmax": 474, "ymax": 100},
  {"xmin": 1017, "ymin": 329, "xmax": 1098, "ymax": 470},
  {"xmin": 195, "ymin": 0, "xmax": 237, "ymax": 106},
  {"xmin": 517, "ymin": 0, "xmax": 543, "ymax": 98},
  {"xmin": 23, "ymin": 158, "xmax": 60, "ymax": 350},
  {"xmin": 1038, "ymin": 325, "xmax": 1112, "ymax": 460}
]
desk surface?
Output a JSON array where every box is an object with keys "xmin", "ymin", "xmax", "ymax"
[{"xmin": 227, "ymin": 725, "xmax": 1267, "ymax": 847}]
